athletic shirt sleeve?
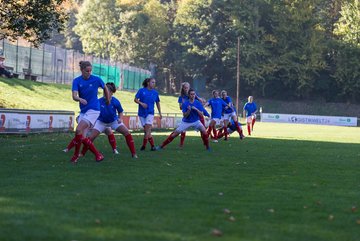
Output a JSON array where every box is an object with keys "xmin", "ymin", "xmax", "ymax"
[{"xmin": 114, "ymin": 97, "xmax": 124, "ymax": 114}]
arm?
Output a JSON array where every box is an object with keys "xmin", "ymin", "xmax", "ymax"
[
  {"xmin": 183, "ymin": 105, "xmax": 191, "ymax": 118},
  {"xmin": 72, "ymin": 91, "xmax": 87, "ymax": 105},
  {"xmin": 103, "ymin": 86, "xmax": 111, "ymax": 105},
  {"xmin": 156, "ymin": 101, "xmax": 162, "ymax": 119},
  {"xmin": 118, "ymin": 112, "xmax": 123, "ymax": 123},
  {"xmin": 134, "ymin": 97, "xmax": 148, "ymax": 109}
]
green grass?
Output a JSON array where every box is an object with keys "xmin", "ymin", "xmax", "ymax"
[
  {"xmin": 0, "ymin": 77, "xmax": 180, "ymax": 113},
  {"xmin": 1, "ymin": 123, "xmax": 360, "ymax": 241}
]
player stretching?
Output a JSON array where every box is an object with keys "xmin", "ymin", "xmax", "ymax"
[
  {"xmin": 81, "ymin": 83, "xmax": 137, "ymax": 158},
  {"xmin": 157, "ymin": 88, "xmax": 210, "ymax": 150},
  {"xmin": 243, "ymin": 96, "xmax": 257, "ymax": 136},
  {"xmin": 221, "ymin": 90, "xmax": 245, "ymax": 140},
  {"xmin": 66, "ymin": 61, "xmax": 110, "ymax": 163},
  {"xmin": 134, "ymin": 78, "xmax": 162, "ymax": 151},
  {"xmin": 178, "ymin": 82, "xmax": 207, "ymax": 147}
]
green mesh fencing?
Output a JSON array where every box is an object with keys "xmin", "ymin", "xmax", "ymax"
[{"xmin": 92, "ymin": 63, "xmax": 120, "ymax": 87}]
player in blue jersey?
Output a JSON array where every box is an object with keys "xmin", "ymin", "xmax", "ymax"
[
  {"xmin": 204, "ymin": 90, "xmax": 229, "ymax": 142},
  {"xmin": 217, "ymin": 118, "xmax": 241, "ymax": 139},
  {"xmin": 81, "ymin": 83, "xmax": 137, "ymax": 158},
  {"xmin": 157, "ymin": 88, "xmax": 210, "ymax": 150},
  {"xmin": 65, "ymin": 61, "xmax": 110, "ymax": 163},
  {"xmin": 243, "ymin": 95, "xmax": 257, "ymax": 136},
  {"xmin": 220, "ymin": 90, "xmax": 245, "ymax": 140},
  {"xmin": 177, "ymin": 82, "xmax": 207, "ymax": 147},
  {"xmin": 134, "ymin": 78, "xmax": 162, "ymax": 151}
]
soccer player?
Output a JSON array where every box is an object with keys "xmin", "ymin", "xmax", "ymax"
[
  {"xmin": 220, "ymin": 90, "xmax": 245, "ymax": 140},
  {"xmin": 63, "ymin": 117, "xmax": 118, "ymax": 154},
  {"xmin": 81, "ymin": 83, "xmax": 138, "ymax": 158},
  {"xmin": 134, "ymin": 78, "xmax": 162, "ymax": 151},
  {"xmin": 157, "ymin": 88, "xmax": 210, "ymax": 150},
  {"xmin": 243, "ymin": 95, "xmax": 257, "ymax": 135},
  {"xmin": 217, "ymin": 118, "xmax": 241, "ymax": 139},
  {"xmin": 66, "ymin": 61, "xmax": 110, "ymax": 163},
  {"xmin": 204, "ymin": 90, "xmax": 229, "ymax": 142},
  {"xmin": 178, "ymin": 82, "xmax": 208, "ymax": 147}
]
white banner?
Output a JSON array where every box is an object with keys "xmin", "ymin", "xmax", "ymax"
[
  {"xmin": 261, "ymin": 113, "xmax": 357, "ymax": 127},
  {"xmin": 0, "ymin": 109, "xmax": 75, "ymax": 133}
]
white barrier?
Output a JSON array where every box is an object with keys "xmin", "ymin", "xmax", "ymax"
[
  {"xmin": 260, "ymin": 113, "xmax": 357, "ymax": 127},
  {"xmin": 0, "ymin": 109, "xmax": 75, "ymax": 134}
]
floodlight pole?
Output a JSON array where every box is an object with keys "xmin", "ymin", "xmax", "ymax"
[{"xmin": 236, "ymin": 37, "xmax": 240, "ymax": 117}]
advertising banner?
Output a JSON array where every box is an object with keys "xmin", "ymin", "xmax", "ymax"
[
  {"xmin": 0, "ymin": 109, "xmax": 75, "ymax": 134},
  {"xmin": 261, "ymin": 113, "xmax": 357, "ymax": 127}
]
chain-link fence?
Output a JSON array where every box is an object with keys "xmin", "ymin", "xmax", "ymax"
[{"xmin": 0, "ymin": 39, "xmax": 151, "ymax": 90}]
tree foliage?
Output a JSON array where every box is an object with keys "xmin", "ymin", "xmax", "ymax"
[
  {"xmin": 72, "ymin": 0, "xmax": 360, "ymax": 103},
  {"xmin": 0, "ymin": 0, "xmax": 68, "ymax": 46}
]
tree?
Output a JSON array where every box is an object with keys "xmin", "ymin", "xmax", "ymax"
[{"xmin": 0, "ymin": 0, "xmax": 67, "ymax": 46}]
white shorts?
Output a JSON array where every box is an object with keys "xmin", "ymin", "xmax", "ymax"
[
  {"xmin": 78, "ymin": 110, "xmax": 100, "ymax": 128},
  {"xmin": 247, "ymin": 114, "xmax": 256, "ymax": 123},
  {"xmin": 140, "ymin": 114, "xmax": 154, "ymax": 127},
  {"xmin": 210, "ymin": 118, "xmax": 222, "ymax": 125},
  {"xmin": 176, "ymin": 120, "xmax": 204, "ymax": 133},
  {"xmin": 94, "ymin": 120, "xmax": 124, "ymax": 133},
  {"xmin": 223, "ymin": 112, "xmax": 236, "ymax": 121}
]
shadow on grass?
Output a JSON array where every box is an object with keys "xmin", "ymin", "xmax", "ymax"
[{"xmin": 0, "ymin": 134, "xmax": 360, "ymax": 241}]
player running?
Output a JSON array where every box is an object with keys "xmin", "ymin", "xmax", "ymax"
[
  {"xmin": 243, "ymin": 95, "xmax": 257, "ymax": 136},
  {"xmin": 134, "ymin": 78, "xmax": 162, "ymax": 151}
]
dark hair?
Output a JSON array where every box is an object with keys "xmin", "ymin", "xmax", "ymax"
[
  {"xmin": 106, "ymin": 82, "xmax": 116, "ymax": 93},
  {"xmin": 79, "ymin": 61, "xmax": 92, "ymax": 70},
  {"xmin": 142, "ymin": 78, "xmax": 153, "ymax": 87},
  {"xmin": 188, "ymin": 88, "xmax": 196, "ymax": 94}
]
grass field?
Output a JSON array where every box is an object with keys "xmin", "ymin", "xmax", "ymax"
[
  {"xmin": 1, "ymin": 122, "xmax": 360, "ymax": 241},
  {"xmin": 0, "ymin": 77, "xmax": 180, "ymax": 113}
]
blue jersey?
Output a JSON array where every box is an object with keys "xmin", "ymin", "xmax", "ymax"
[
  {"xmin": 228, "ymin": 119, "xmax": 238, "ymax": 131},
  {"xmin": 72, "ymin": 75, "xmax": 105, "ymax": 113},
  {"xmin": 178, "ymin": 93, "xmax": 201, "ymax": 105},
  {"xmin": 243, "ymin": 102, "xmax": 257, "ymax": 117},
  {"xmin": 135, "ymin": 87, "xmax": 160, "ymax": 118},
  {"xmin": 222, "ymin": 96, "xmax": 234, "ymax": 114},
  {"xmin": 182, "ymin": 100, "xmax": 208, "ymax": 123},
  {"xmin": 97, "ymin": 96, "xmax": 123, "ymax": 123},
  {"xmin": 207, "ymin": 98, "xmax": 228, "ymax": 119}
]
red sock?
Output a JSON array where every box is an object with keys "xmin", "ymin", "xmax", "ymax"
[
  {"xmin": 66, "ymin": 138, "xmax": 77, "ymax": 151},
  {"xmin": 247, "ymin": 124, "xmax": 251, "ymax": 135},
  {"xmin": 217, "ymin": 131, "xmax": 224, "ymax": 139},
  {"xmin": 142, "ymin": 138, "xmax": 148, "ymax": 147},
  {"xmin": 224, "ymin": 127, "xmax": 228, "ymax": 139},
  {"xmin": 82, "ymin": 137, "xmax": 101, "ymax": 157},
  {"xmin": 180, "ymin": 132, "xmax": 186, "ymax": 146},
  {"xmin": 252, "ymin": 119, "xmax": 256, "ymax": 130},
  {"xmin": 212, "ymin": 127, "xmax": 217, "ymax": 140},
  {"xmin": 199, "ymin": 115, "xmax": 205, "ymax": 126},
  {"xmin": 81, "ymin": 144, "xmax": 89, "ymax": 156},
  {"xmin": 125, "ymin": 134, "xmax": 136, "ymax": 155},
  {"xmin": 108, "ymin": 133, "xmax": 117, "ymax": 150},
  {"xmin": 207, "ymin": 126, "xmax": 212, "ymax": 136},
  {"xmin": 148, "ymin": 136, "xmax": 155, "ymax": 147},
  {"xmin": 73, "ymin": 134, "xmax": 83, "ymax": 157},
  {"xmin": 234, "ymin": 121, "xmax": 242, "ymax": 134},
  {"xmin": 161, "ymin": 133, "xmax": 175, "ymax": 148},
  {"xmin": 201, "ymin": 132, "xmax": 209, "ymax": 149}
]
